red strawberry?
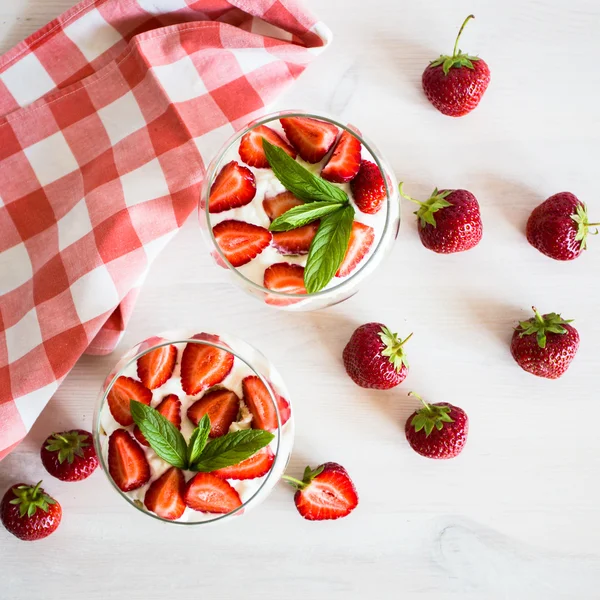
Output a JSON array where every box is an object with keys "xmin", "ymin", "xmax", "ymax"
[
  {"xmin": 405, "ymin": 393, "xmax": 468, "ymax": 459},
  {"xmin": 213, "ymin": 447, "xmax": 275, "ymax": 480},
  {"xmin": 242, "ymin": 375, "xmax": 291, "ymax": 431},
  {"xmin": 134, "ymin": 394, "xmax": 182, "ymax": 447},
  {"xmin": 107, "ymin": 376, "xmax": 152, "ymax": 426},
  {"xmin": 336, "ymin": 221, "xmax": 375, "ymax": 277},
  {"xmin": 1, "ymin": 482, "xmax": 62, "ymax": 541},
  {"xmin": 284, "ymin": 462, "xmax": 358, "ymax": 521},
  {"xmin": 187, "ymin": 388, "xmax": 240, "ymax": 438},
  {"xmin": 239, "ymin": 125, "xmax": 296, "ymax": 168},
  {"xmin": 263, "ymin": 262, "xmax": 307, "ymax": 306},
  {"xmin": 526, "ymin": 193, "xmax": 598, "ymax": 261},
  {"xmin": 108, "ymin": 429, "xmax": 151, "ymax": 492},
  {"xmin": 136, "ymin": 344, "xmax": 177, "ymax": 389},
  {"xmin": 212, "ymin": 220, "xmax": 271, "ymax": 267},
  {"xmin": 184, "ymin": 473, "xmax": 242, "ymax": 514},
  {"xmin": 180, "ymin": 342, "xmax": 234, "ymax": 395},
  {"xmin": 400, "ymin": 184, "xmax": 482, "ymax": 253},
  {"xmin": 40, "ymin": 429, "xmax": 98, "ymax": 482},
  {"xmin": 343, "ymin": 323, "xmax": 411, "ymax": 389},
  {"xmin": 321, "ymin": 131, "xmax": 362, "ymax": 183},
  {"xmin": 422, "ymin": 15, "xmax": 490, "ymax": 117},
  {"xmin": 280, "ymin": 117, "xmax": 338, "ymax": 163},
  {"xmin": 209, "ymin": 161, "xmax": 256, "ymax": 213},
  {"xmin": 510, "ymin": 307, "xmax": 579, "ymax": 379},
  {"xmin": 272, "ymin": 222, "xmax": 319, "ymax": 255},
  {"xmin": 263, "ymin": 192, "xmax": 304, "ymax": 221},
  {"xmin": 351, "ymin": 160, "xmax": 386, "ymax": 215},
  {"xmin": 144, "ymin": 467, "xmax": 186, "ymax": 521}
]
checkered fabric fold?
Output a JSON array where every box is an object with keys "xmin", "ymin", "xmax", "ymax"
[{"xmin": 0, "ymin": 0, "xmax": 331, "ymax": 460}]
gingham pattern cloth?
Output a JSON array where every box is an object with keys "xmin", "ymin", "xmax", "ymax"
[{"xmin": 0, "ymin": 0, "xmax": 331, "ymax": 460}]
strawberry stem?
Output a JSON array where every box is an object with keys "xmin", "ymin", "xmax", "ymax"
[
  {"xmin": 453, "ymin": 15, "xmax": 475, "ymax": 57},
  {"xmin": 398, "ymin": 182, "xmax": 425, "ymax": 207},
  {"xmin": 282, "ymin": 475, "xmax": 306, "ymax": 489},
  {"xmin": 408, "ymin": 391, "xmax": 432, "ymax": 414}
]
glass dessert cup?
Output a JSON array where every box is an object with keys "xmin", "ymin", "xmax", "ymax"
[
  {"xmin": 199, "ymin": 110, "xmax": 401, "ymax": 311},
  {"xmin": 93, "ymin": 331, "xmax": 294, "ymax": 525}
]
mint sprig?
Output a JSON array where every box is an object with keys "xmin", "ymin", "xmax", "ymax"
[{"xmin": 269, "ymin": 201, "xmax": 343, "ymax": 232}]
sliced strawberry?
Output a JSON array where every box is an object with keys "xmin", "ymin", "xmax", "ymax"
[
  {"xmin": 264, "ymin": 262, "xmax": 306, "ymax": 296},
  {"xmin": 336, "ymin": 222, "xmax": 375, "ymax": 278},
  {"xmin": 136, "ymin": 344, "xmax": 177, "ymax": 390},
  {"xmin": 107, "ymin": 376, "xmax": 152, "ymax": 426},
  {"xmin": 144, "ymin": 467, "xmax": 186, "ymax": 521},
  {"xmin": 209, "ymin": 161, "xmax": 256, "ymax": 213},
  {"xmin": 280, "ymin": 117, "xmax": 338, "ymax": 163},
  {"xmin": 180, "ymin": 342, "xmax": 234, "ymax": 395},
  {"xmin": 263, "ymin": 192, "xmax": 304, "ymax": 221},
  {"xmin": 108, "ymin": 430, "xmax": 151, "ymax": 492},
  {"xmin": 321, "ymin": 131, "xmax": 362, "ymax": 183},
  {"xmin": 273, "ymin": 222, "xmax": 319, "ymax": 255},
  {"xmin": 239, "ymin": 125, "xmax": 297, "ymax": 168},
  {"xmin": 242, "ymin": 375, "xmax": 291, "ymax": 431},
  {"xmin": 213, "ymin": 447, "xmax": 275, "ymax": 480},
  {"xmin": 212, "ymin": 220, "xmax": 271, "ymax": 268},
  {"xmin": 184, "ymin": 472, "xmax": 242, "ymax": 514},
  {"xmin": 134, "ymin": 394, "xmax": 182, "ymax": 447},
  {"xmin": 187, "ymin": 388, "xmax": 240, "ymax": 438}
]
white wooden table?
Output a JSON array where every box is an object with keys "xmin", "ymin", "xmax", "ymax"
[{"xmin": 2, "ymin": 1, "xmax": 600, "ymax": 598}]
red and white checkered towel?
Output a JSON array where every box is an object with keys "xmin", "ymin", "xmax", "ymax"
[{"xmin": 0, "ymin": 0, "xmax": 330, "ymax": 460}]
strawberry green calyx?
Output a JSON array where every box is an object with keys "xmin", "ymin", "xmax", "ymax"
[
  {"xmin": 45, "ymin": 431, "xmax": 90, "ymax": 464},
  {"xmin": 518, "ymin": 307, "xmax": 573, "ymax": 349},
  {"xmin": 282, "ymin": 465, "xmax": 324, "ymax": 490},
  {"xmin": 408, "ymin": 392, "xmax": 454, "ymax": 437},
  {"xmin": 378, "ymin": 327, "xmax": 412, "ymax": 372},
  {"xmin": 430, "ymin": 15, "xmax": 480, "ymax": 75},
  {"xmin": 571, "ymin": 203, "xmax": 600, "ymax": 250},
  {"xmin": 8, "ymin": 481, "xmax": 56, "ymax": 518},
  {"xmin": 399, "ymin": 182, "xmax": 452, "ymax": 228}
]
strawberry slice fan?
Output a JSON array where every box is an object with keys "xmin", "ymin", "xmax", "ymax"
[{"xmin": 0, "ymin": 0, "xmax": 331, "ymax": 460}]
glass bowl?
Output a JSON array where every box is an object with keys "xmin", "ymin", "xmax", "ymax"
[
  {"xmin": 199, "ymin": 110, "xmax": 400, "ymax": 311},
  {"xmin": 93, "ymin": 330, "xmax": 294, "ymax": 525}
]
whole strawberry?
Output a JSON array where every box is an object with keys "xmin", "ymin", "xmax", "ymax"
[
  {"xmin": 422, "ymin": 15, "xmax": 490, "ymax": 117},
  {"xmin": 41, "ymin": 429, "xmax": 98, "ymax": 482},
  {"xmin": 405, "ymin": 393, "xmax": 468, "ymax": 459},
  {"xmin": 510, "ymin": 307, "xmax": 579, "ymax": 379},
  {"xmin": 400, "ymin": 183, "xmax": 482, "ymax": 253},
  {"xmin": 343, "ymin": 323, "xmax": 412, "ymax": 390},
  {"xmin": 526, "ymin": 192, "xmax": 598, "ymax": 261},
  {"xmin": 1, "ymin": 482, "xmax": 62, "ymax": 541},
  {"xmin": 351, "ymin": 160, "xmax": 386, "ymax": 214}
]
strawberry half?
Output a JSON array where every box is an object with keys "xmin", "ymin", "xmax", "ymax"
[
  {"xmin": 212, "ymin": 220, "xmax": 271, "ymax": 267},
  {"xmin": 209, "ymin": 161, "xmax": 256, "ymax": 213},
  {"xmin": 187, "ymin": 388, "xmax": 240, "ymax": 438},
  {"xmin": 136, "ymin": 344, "xmax": 177, "ymax": 390},
  {"xmin": 180, "ymin": 342, "xmax": 234, "ymax": 395},
  {"xmin": 242, "ymin": 375, "xmax": 291, "ymax": 431},
  {"xmin": 212, "ymin": 447, "xmax": 275, "ymax": 480},
  {"xmin": 107, "ymin": 376, "xmax": 152, "ymax": 426},
  {"xmin": 144, "ymin": 467, "xmax": 186, "ymax": 521},
  {"xmin": 263, "ymin": 192, "xmax": 304, "ymax": 221},
  {"xmin": 336, "ymin": 221, "xmax": 375, "ymax": 277},
  {"xmin": 273, "ymin": 222, "xmax": 319, "ymax": 255},
  {"xmin": 184, "ymin": 472, "xmax": 242, "ymax": 514},
  {"xmin": 263, "ymin": 262, "xmax": 307, "ymax": 307},
  {"xmin": 134, "ymin": 394, "xmax": 182, "ymax": 447},
  {"xmin": 239, "ymin": 125, "xmax": 296, "ymax": 168},
  {"xmin": 108, "ymin": 430, "xmax": 151, "ymax": 492},
  {"xmin": 321, "ymin": 131, "xmax": 362, "ymax": 183},
  {"xmin": 280, "ymin": 117, "xmax": 338, "ymax": 163}
]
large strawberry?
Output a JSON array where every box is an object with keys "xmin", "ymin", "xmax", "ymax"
[
  {"xmin": 280, "ymin": 117, "xmax": 338, "ymax": 163},
  {"xmin": 351, "ymin": 160, "xmax": 386, "ymax": 215},
  {"xmin": 239, "ymin": 125, "xmax": 296, "ymax": 168},
  {"xmin": 40, "ymin": 429, "xmax": 98, "ymax": 482},
  {"xmin": 209, "ymin": 161, "xmax": 256, "ymax": 213}
]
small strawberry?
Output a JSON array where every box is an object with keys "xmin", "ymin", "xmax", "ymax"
[
  {"xmin": 144, "ymin": 467, "xmax": 186, "ymax": 521},
  {"xmin": 212, "ymin": 219, "xmax": 271, "ymax": 267},
  {"xmin": 283, "ymin": 462, "xmax": 358, "ymax": 521},
  {"xmin": 422, "ymin": 15, "xmax": 490, "ymax": 117},
  {"xmin": 1, "ymin": 482, "xmax": 62, "ymax": 541},
  {"xmin": 526, "ymin": 193, "xmax": 599, "ymax": 261},
  {"xmin": 321, "ymin": 131, "xmax": 362, "ymax": 183},
  {"xmin": 134, "ymin": 394, "xmax": 182, "ymax": 447},
  {"xmin": 280, "ymin": 117, "xmax": 338, "ymax": 163},
  {"xmin": 107, "ymin": 376, "xmax": 152, "ymax": 426},
  {"xmin": 184, "ymin": 472, "xmax": 242, "ymax": 514},
  {"xmin": 510, "ymin": 307, "xmax": 579, "ymax": 379},
  {"xmin": 187, "ymin": 388, "xmax": 240, "ymax": 438},
  {"xmin": 336, "ymin": 221, "xmax": 375, "ymax": 277},
  {"xmin": 343, "ymin": 323, "xmax": 411, "ymax": 390},
  {"xmin": 399, "ymin": 183, "xmax": 483, "ymax": 253},
  {"xmin": 405, "ymin": 393, "xmax": 468, "ymax": 459},
  {"xmin": 272, "ymin": 222, "xmax": 319, "ymax": 255},
  {"xmin": 263, "ymin": 192, "xmax": 304, "ymax": 221},
  {"xmin": 108, "ymin": 429, "xmax": 151, "ymax": 492},
  {"xmin": 213, "ymin": 447, "xmax": 275, "ymax": 480},
  {"xmin": 180, "ymin": 342, "xmax": 235, "ymax": 395},
  {"xmin": 136, "ymin": 344, "xmax": 177, "ymax": 389},
  {"xmin": 242, "ymin": 375, "xmax": 291, "ymax": 431},
  {"xmin": 263, "ymin": 262, "xmax": 307, "ymax": 306},
  {"xmin": 350, "ymin": 160, "xmax": 386, "ymax": 214},
  {"xmin": 209, "ymin": 161, "xmax": 256, "ymax": 213},
  {"xmin": 40, "ymin": 429, "xmax": 98, "ymax": 482},
  {"xmin": 239, "ymin": 125, "xmax": 296, "ymax": 168}
]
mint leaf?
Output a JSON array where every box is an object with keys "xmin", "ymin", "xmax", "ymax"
[
  {"xmin": 270, "ymin": 201, "xmax": 344, "ymax": 232},
  {"xmin": 187, "ymin": 414, "xmax": 211, "ymax": 466},
  {"xmin": 190, "ymin": 429, "xmax": 274, "ymax": 472},
  {"xmin": 263, "ymin": 139, "xmax": 348, "ymax": 204},
  {"xmin": 130, "ymin": 401, "xmax": 188, "ymax": 469},
  {"xmin": 304, "ymin": 205, "xmax": 355, "ymax": 294}
]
